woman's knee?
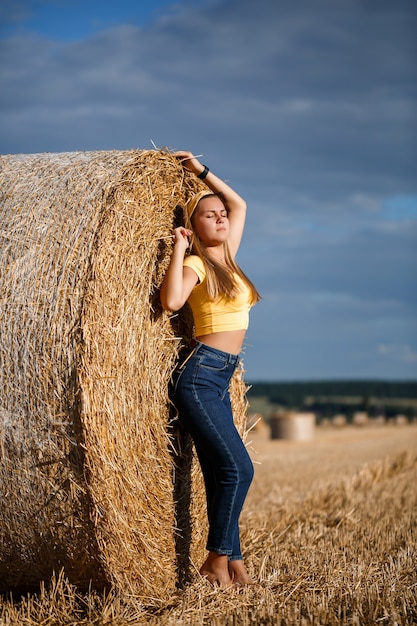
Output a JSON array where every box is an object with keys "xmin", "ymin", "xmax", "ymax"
[
  {"xmin": 229, "ymin": 444, "xmax": 254, "ymax": 489},
  {"xmin": 241, "ymin": 455, "xmax": 254, "ymax": 488},
  {"xmin": 222, "ymin": 457, "xmax": 252, "ymax": 489},
  {"xmin": 227, "ymin": 453, "xmax": 253, "ymax": 491}
]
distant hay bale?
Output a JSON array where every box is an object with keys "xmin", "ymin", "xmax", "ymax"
[
  {"xmin": 352, "ymin": 411, "xmax": 369, "ymax": 427},
  {"xmin": 332, "ymin": 414, "xmax": 347, "ymax": 428},
  {"xmin": 270, "ymin": 411, "xmax": 315, "ymax": 441},
  {"xmin": 319, "ymin": 417, "xmax": 332, "ymax": 428},
  {"xmin": 394, "ymin": 414, "xmax": 409, "ymax": 426},
  {"xmin": 371, "ymin": 415, "xmax": 386, "ymax": 427},
  {"xmin": 0, "ymin": 149, "xmax": 248, "ymax": 598}
]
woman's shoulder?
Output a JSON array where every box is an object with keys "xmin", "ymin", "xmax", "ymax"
[
  {"xmin": 183, "ymin": 254, "xmax": 204, "ymax": 268},
  {"xmin": 183, "ymin": 254, "xmax": 205, "ymax": 282}
]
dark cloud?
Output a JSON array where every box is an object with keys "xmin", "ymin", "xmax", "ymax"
[{"xmin": 0, "ymin": 0, "xmax": 416, "ymax": 379}]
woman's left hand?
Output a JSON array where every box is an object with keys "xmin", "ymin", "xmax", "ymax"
[{"xmin": 173, "ymin": 151, "xmax": 205, "ymax": 177}]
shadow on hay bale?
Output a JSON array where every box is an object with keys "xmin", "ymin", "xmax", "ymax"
[{"xmin": 0, "ymin": 149, "xmax": 249, "ymax": 599}]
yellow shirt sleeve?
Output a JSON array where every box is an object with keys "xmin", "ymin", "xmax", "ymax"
[{"xmin": 183, "ymin": 255, "xmax": 206, "ymax": 284}]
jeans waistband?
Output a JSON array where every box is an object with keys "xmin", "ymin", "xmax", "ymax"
[{"xmin": 192, "ymin": 340, "xmax": 241, "ymax": 367}]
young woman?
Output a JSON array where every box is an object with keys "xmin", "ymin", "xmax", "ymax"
[{"xmin": 160, "ymin": 150, "xmax": 260, "ymax": 588}]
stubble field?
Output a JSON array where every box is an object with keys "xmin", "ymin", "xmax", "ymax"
[{"xmin": 1, "ymin": 423, "xmax": 416, "ymax": 625}]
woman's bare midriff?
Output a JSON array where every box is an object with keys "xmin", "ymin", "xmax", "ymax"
[{"xmin": 195, "ymin": 329, "xmax": 246, "ymax": 355}]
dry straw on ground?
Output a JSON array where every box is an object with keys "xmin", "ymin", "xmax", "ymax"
[
  {"xmin": 0, "ymin": 427, "xmax": 416, "ymax": 625},
  {"xmin": 0, "ymin": 149, "xmax": 248, "ymax": 598}
]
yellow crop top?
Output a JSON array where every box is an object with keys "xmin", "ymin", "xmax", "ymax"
[{"xmin": 183, "ymin": 255, "xmax": 251, "ymax": 335}]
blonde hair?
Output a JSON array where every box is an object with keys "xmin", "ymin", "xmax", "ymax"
[{"xmin": 184, "ymin": 193, "xmax": 260, "ymax": 304}]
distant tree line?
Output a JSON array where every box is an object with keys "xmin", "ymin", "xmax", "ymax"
[{"xmin": 247, "ymin": 380, "xmax": 417, "ymax": 420}]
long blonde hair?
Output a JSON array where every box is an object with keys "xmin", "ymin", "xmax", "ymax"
[{"xmin": 184, "ymin": 193, "xmax": 260, "ymax": 304}]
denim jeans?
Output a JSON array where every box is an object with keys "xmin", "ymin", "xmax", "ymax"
[{"xmin": 171, "ymin": 341, "xmax": 254, "ymax": 561}]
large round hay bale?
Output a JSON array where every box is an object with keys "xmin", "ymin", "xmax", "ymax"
[
  {"xmin": 0, "ymin": 149, "xmax": 249, "ymax": 598},
  {"xmin": 270, "ymin": 411, "xmax": 315, "ymax": 441}
]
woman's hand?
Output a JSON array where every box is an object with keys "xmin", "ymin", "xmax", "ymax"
[
  {"xmin": 173, "ymin": 151, "xmax": 205, "ymax": 177},
  {"xmin": 173, "ymin": 226, "xmax": 193, "ymax": 253}
]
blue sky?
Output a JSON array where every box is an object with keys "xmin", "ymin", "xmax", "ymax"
[
  {"xmin": 1, "ymin": 0, "xmax": 416, "ymax": 381},
  {"xmin": 0, "ymin": 0, "xmax": 205, "ymax": 39}
]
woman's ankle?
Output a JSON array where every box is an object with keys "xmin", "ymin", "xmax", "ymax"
[
  {"xmin": 199, "ymin": 552, "xmax": 233, "ymax": 587},
  {"xmin": 228, "ymin": 559, "xmax": 254, "ymax": 584}
]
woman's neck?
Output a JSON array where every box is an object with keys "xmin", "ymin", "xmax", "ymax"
[{"xmin": 205, "ymin": 245, "xmax": 226, "ymax": 265}]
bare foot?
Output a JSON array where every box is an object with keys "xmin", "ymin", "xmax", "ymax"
[
  {"xmin": 199, "ymin": 552, "xmax": 233, "ymax": 588},
  {"xmin": 228, "ymin": 559, "xmax": 255, "ymax": 585}
]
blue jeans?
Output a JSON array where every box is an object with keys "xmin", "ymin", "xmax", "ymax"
[{"xmin": 171, "ymin": 341, "xmax": 254, "ymax": 561}]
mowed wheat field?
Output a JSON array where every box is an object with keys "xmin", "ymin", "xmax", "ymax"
[{"xmin": 1, "ymin": 423, "xmax": 416, "ymax": 626}]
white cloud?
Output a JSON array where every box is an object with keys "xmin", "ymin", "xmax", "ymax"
[
  {"xmin": 350, "ymin": 193, "xmax": 382, "ymax": 213},
  {"xmin": 377, "ymin": 344, "xmax": 417, "ymax": 363}
]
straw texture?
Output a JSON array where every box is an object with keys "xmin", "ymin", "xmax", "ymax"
[{"xmin": 0, "ymin": 149, "xmax": 249, "ymax": 598}]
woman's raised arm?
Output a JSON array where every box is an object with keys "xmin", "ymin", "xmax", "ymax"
[{"xmin": 173, "ymin": 151, "xmax": 247, "ymax": 257}]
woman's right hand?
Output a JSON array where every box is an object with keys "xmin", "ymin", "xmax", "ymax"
[
  {"xmin": 173, "ymin": 226, "xmax": 193, "ymax": 253},
  {"xmin": 160, "ymin": 227, "xmax": 197, "ymax": 311}
]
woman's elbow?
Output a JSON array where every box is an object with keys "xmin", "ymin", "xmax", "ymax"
[{"xmin": 160, "ymin": 294, "xmax": 182, "ymax": 312}]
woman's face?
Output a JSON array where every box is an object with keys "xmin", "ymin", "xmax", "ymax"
[{"xmin": 192, "ymin": 196, "xmax": 229, "ymax": 246}]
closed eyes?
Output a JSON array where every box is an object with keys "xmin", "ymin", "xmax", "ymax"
[{"xmin": 205, "ymin": 212, "xmax": 228, "ymax": 218}]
